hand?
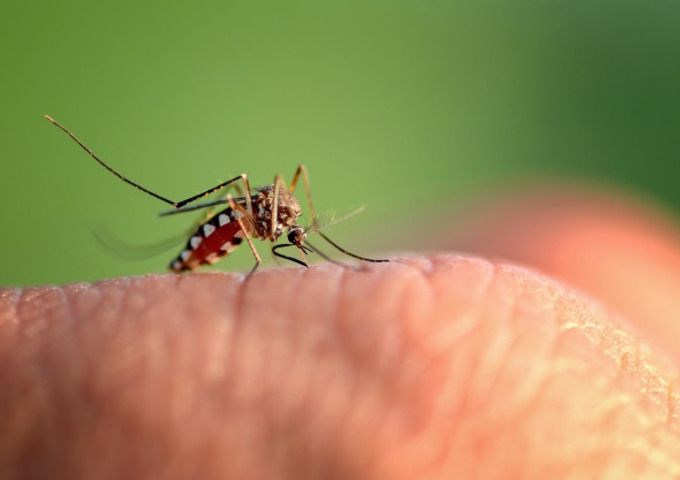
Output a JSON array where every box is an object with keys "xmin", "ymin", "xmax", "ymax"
[{"xmin": 1, "ymin": 188, "xmax": 679, "ymax": 479}]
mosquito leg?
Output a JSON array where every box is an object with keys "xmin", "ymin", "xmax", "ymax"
[
  {"xmin": 240, "ymin": 174, "xmax": 254, "ymax": 218},
  {"xmin": 303, "ymin": 238, "xmax": 358, "ymax": 269},
  {"xmin": 273, "ymin": 174, "xmax": 312, "ymax": 266},
  {"xmin": 158, "ymin": 196, "xmax": 247, "ymax": 216},
  {"xmin": 226, "ymin": 193, "xmax": 261, "ymax": 277},
  {"xmin": 317, "ymin": 231, "xmax": 389, "ymax": 263},
  {"xmin": 175, "ymin": 174, "xmax": 253, "ymax": 212},
  {"xmin": 289, "ymin": 165, "xmax": 320, "ymax": 230},
  {"xmin": 271, "ymin": 174, "xmax": 288, "ymax": 238}
]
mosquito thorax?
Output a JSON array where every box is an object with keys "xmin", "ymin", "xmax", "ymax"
[{"xmin": 251, "ymin": 185, "xmax": 302, "ymax": 240}]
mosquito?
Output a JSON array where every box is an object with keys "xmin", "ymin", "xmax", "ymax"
[{"xmin": 44, "ymin": 115, "xmax": 387, "ymax": 275}]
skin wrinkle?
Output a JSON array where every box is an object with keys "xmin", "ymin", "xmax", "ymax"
[
  {"xmin": 391, "ymin": 265, "xmax": 433, "ymax": 423},
  {"xmin": 0, "ymin": 288, "xmax": 22, "ymax": 391},
  {"xmin": 503, "ymin": 268, "xmax": 572, "ymax": 431},
  {"xmin": 529, "ymin": 301, "xmax": 679, "ymax": 476},
  {"xmin": 622, "ymin": 346, "xmax": 678, "ymax": 427},
  {"xmin": 467, "ymin": 263, "xmax": 518, "ymax": 416},
  {"xmin": 78, "ymin": 281, "xmax": 135, "ymax": 392},
  {"xmin": 464, "ymin": 264, "xmax": 529, "ymax": 479},
  {"xmin": 530, "ymin": 358, "xmax": 612, "ymax": 475},
  {"xmin": 375, "ymin": 262, "xmax": 454, "ymax": 478},
  {"xmin": 418, "ymin": 256, "xmax": 495, "ymax": 355},
  {"xmin": 351, "ymin": 261, "xmax": 444, "ymax": 476},
  {"xmin": 365, "ymin": 266, "xmax": 423, "ymax": 474},
  {"xmin": 494, "ymin": 288, "xmax": 556, "ymax": 450},
  {"xmin": 304, "ymin": 265, "xmax": 377, "ymax": 479},
  {"xmin": 127, "ymin": 278, "xmax": 194, "ymax": 454},
  {"xmin": 508, "ymin": 259, "xmax": 680, "ymax": 434},
  {"xmin": 538, "ymin": 345, "xmax": 631, "ymax": 473},
  {"xmin": 315, "ymin": 265, "xmax": 378, "ymax": 478},
  {"xmin": 43, "ymin": 285, "xmax": 88, "ymax": 464},
  {"xmin": 172, "ymin": 275, "xmax": 227, "ymax": 475},
  {"xmin": 0, "ymin": 288, "xmax": 22, "ymax": 331},
  {"xmin": 319, "ymin": 262, "xmax": 346, "ymax": 359},
  {"xmin": 264, "ymin": 268, "xmax": 308, "ymax": 475},
  {"xmin": 225, "ymin": 300, "xmax": 268, "ymax": 475},
  {"xmin": 7, "ymin": 286, "xmax": 79, "ymax": 475},
  {"xmin": 189, "ymin": 278, "xmax": 237, "ymax": 386},
  {"xmin": 561, "ymin": 280, "xmax": 674, "ymax": 400},
  {"xmin": 181, "ymin": 275, "xmax": 238, "ymax": 477},
  {"xmin": 492, "ymin": 267, "xmax": 538, "ymax": 413},
  {"xmin": 329, "ymin": 266, "xmax": 396, "ymax": 476},
  {"xmin": 165, "ymin": 289, "xmax": 196, "ymax": 435},
  {"xmin": 376, "ymin": 258, "xmax": 499, "ymax": 477},
  {"xmin": 273, "ymin": 267, "xmax": 319, "ymax": 477},
  {"xmin": 17, "ymin": 287, "xmax": 55, "ymax": 341},
  {"xmin": 302, "ymin": 265, "xmax": 366, "ymax": 478},
  {"xmin": 78, "ymin": 285, "xmax": 140, "ymax": 475},
  {"xmin": 647, "ymin": 422, "xmax": 680, "ymax": 472},
  {"xmin": 231, "ymin": 269, "xmax": 300, "ymax": 476},
  {"xmin": 87, "ymin": 279, "xmax": 122, "ymax": 335},
  {"xmin": 402, "ymin": 258, "xmax": 494, "ymax": 477},
  {"xmin": 172, "ymin": 277, "xmax": 239, "ymax": 476},
  {"xmin": 668, "ymin": 383, "xmax": 680, "ymax": 425},
  {"xmin": 314, "ymin": 258, "xmax": 350, "ymax": 471},
  {"xmin": 428, "ymin": 258, "xmax": 676, "ymax": 476},
  {"xmin": 558, "ymin": 293, "xmax": 680, "ymax": 431},
  {"xmin": 56, "ymin": 283, "xmax": 108, "ymax": 450},
  {"xmin": 214, "ymin": 269, "xmax": 249, "ymax": 446},
  {"xmin": 602, "ymin": 408, "xmax": 673, "ymax": 476}
]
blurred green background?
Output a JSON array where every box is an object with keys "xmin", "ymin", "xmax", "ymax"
[{"xmin": 2, "ymin": 1, "xmax": 679, "ymax": 286}]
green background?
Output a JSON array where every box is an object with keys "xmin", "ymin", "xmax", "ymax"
[{"xmin": 2, "ymin": 1, "xmax": 679, "ymax": 286}]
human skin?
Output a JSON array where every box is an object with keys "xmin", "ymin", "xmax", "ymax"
[{"xmin": 1, "ymin": 191, "xmax": 680, "ymax": 479}]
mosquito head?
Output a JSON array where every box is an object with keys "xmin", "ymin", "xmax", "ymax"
[{"xmin": 287, "ymin": 225, "xmax": 306, "ymax": 247}]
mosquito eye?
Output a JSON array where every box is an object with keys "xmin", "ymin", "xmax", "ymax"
[
  {"xmin": 287, "ymin": 230, "xmax": 297, "ymax": 243},
  {"xmin": 287, "ymin": 227, "xmax": 304, "ymax": 244}
]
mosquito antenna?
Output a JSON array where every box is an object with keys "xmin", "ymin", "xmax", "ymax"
[
  {"xmin": 305, "ymin": 206, "xmax": 366, "ymax": 234},
  {"xmin": 302, "ymin": 205, "xmax": 388, "ymax": 263},
  {"xmin": 45, "ymin": 115, "xmax": 179, "ymax": 206}
]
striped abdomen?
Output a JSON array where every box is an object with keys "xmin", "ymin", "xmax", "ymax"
[{"xmin": 169, "ymin": 208, "xmax": 245, "ymax": 272}]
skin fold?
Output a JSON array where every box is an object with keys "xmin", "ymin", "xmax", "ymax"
[{"xmin": 2, "ymin": 188, "xmax": 680, "ymax": 479}]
